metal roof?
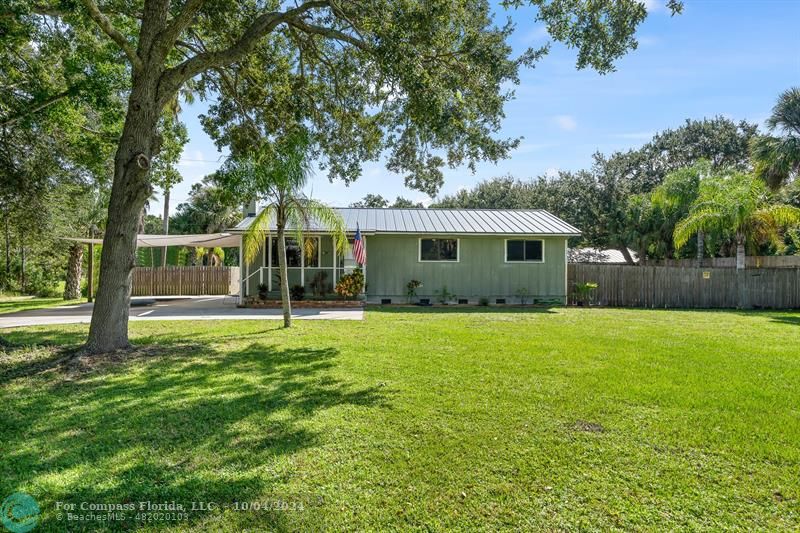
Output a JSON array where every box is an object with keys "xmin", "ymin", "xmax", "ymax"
[{"xmin": 234, "ymin": 208, "xmax": 580, "ymax": 236}]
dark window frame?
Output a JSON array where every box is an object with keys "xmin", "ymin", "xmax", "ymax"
[
  {"xmin": 505, "ymin": 239, "xmax": 544, "ymax": 263},
  {"xmin": 418, "ymin": 238, "xmax": 460, "ymax": 262}
]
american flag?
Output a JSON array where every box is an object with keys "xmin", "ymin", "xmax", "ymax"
[{"xmin": 353, "ymin": 224, "xmax": 366, "ymax": 266}]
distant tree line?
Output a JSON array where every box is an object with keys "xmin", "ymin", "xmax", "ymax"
[{"xmin": 432, "ymin": 92, "xmax": 800, "ymax": 265}]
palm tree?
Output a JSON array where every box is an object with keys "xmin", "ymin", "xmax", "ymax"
[
  {"xmin": 651, "ymin": 161, "xmax": 711, "ymax": 262},
  {"xmin": 750, "ymin": 87, "xmax": 800, "ymax": 189},
  {"xmin": 674, "ymin": 172, "xmax": 800, "ymax": 269},
  {"xmin": 222, "ymin": 132, "xmax": 346, "ymax": 327}
]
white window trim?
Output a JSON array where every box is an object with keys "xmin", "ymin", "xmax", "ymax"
[
  {"xmin": 271, "ymin": 235, "xmax": 321, "ymax": 268},
  {"xmin": 418, "ymin": 237, "xmax": 460, "ymax": 263},
  {"xmin": 504, "ymin": 238, "xmax": 545, "ymax": 263}
]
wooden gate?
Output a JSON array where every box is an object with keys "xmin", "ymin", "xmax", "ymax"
[{"xmin": 132, "ymin": 266, "xmax": 239, "ymax": 296}]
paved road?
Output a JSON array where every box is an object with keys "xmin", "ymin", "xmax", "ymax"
[{"xmin": 0, "ymin": 296, "xmax": 364, "ymax": 328}]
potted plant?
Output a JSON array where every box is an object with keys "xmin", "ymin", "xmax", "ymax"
[{"xmin": 573, "ymin": 281, "xmax": 598, "ymax": 306}]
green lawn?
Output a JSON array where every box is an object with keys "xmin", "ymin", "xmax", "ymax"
[
  {"xmin": 1, "ymin": 308, "xmax": 799, "ymax": 531},
  {"xmin": 0, "ymin": 295, "xmax": 81, "ymax": 315}
]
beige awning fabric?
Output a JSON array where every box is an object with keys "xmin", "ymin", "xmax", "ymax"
[{"xmin": 63, "ymin": 233, "xmax": 241, "ymax": 248}]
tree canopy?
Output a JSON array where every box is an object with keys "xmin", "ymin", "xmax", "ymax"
[
  {"xmin": 434, "ymin": 116, "xmax": 758, "ymax": 262},
  {"xmin": 2, "ymin": 0, "xmax": 682, "ymax": 351}
]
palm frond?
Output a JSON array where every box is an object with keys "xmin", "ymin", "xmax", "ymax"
[
  {"xmin": 301, "ymin": 199, "xmax": 349, "ymax": 255},
  {"xmin": 766, "ymin": 87, "xmax": 800, "ymax": 135},
  {"xmin": 242, "ymin": 206, "xmax": 273, "ymax": 265},
  {"xmin": 755, "ymin": 204, "xmax": 800, "ymax": 227},
  {"xmin": 674, "ymin": 209, "xmax": 723, "ymax": 250}
]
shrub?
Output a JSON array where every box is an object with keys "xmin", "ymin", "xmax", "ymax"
[
  {"xmin": 290, "ymin": 284, "xmax": 305, "ymax": 300},
  {"xmin": 257, "ymin": 283, "xmax": 269, "ymax": 301},
  {"xmin": 335, "ymin": 267, "xmax": 365, "ymax": 299},
  {"xmin": 478, "ymin": 297, "xmax": 489, "ymax": 306},
  {"xmin": 434, "ymin": 285, "xmax": 455, "ymax": 304},
  {"xmin": 406, "ymin": 279, "xmax": 423, "ymax": 302},
  {"xmin": 515, "ymin": 287, "xmax": 530, "ymax": 305},
  {"xmin": 310, "ymin": 271, "xmax": 329, "ymax": 297}
]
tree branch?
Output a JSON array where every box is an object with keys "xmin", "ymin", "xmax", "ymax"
[
  {"xmin": 78, "ymin": 0, "xmax": 144, "ymax": 72},
  {"xmin": 286, "ymin": 19, "xmax": 369, "ymax": 51},
  {"xmin": 0, "ymin": 87, "xmax": 77, "ymax": 128},
  {"xmin": 155, "ymin": 0, "xmax": 206, "ymax": 58},
  {"xmin": 158, "ymin": 1, "xmax": 329, "ymax": 102}
]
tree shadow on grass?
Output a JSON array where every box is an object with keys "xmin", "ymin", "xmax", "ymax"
[
  {"xmin": 367, "ymin": 305, "xmax": 559, "ymax": 315},
  {"xmin": 769, "ymin": 313, "xmax": 800, "ymax": 326},
  {"xmin": 0, "ymin": 333, "xmax": 390, "ymax": 531}
]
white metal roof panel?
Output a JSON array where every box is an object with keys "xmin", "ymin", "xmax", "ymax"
[{"xmin": 234, "ymin": 208, "xmax": 581, "ymax": 236}]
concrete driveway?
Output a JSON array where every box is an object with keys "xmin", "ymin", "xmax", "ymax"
[{"xmin": 0, "ymin": 296, "xmax": 363, "ymax": 328}]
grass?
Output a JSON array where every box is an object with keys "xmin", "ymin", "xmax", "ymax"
[
  {"xmin": 1, "ymin": 307, "xmax": 799, "ymax": 531},
  {"xmin": 0, "ymin": 295, "xmax": 81, "ymax": 315}
]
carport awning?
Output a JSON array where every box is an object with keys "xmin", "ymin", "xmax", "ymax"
[{"xmin": 64, "ymin": 233, "xmax": 241, "ymax": 248}]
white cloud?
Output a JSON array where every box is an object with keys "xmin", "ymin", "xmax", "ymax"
[
  {"xmin": 519, "ymin": 25, "xmax": 550, "ymax": 44},
  {"xmin": 611, "ymin": 132, "xmax": 654, "ymax": 141},
  {"xmin": 544, "ymin": 167, "xmax": 559, "ymax": 179},
  {"xmin": 553, "ymin": 115, "xmax": 577, "ymax": 131},
  {"xmin": 642, "ymin": 0, "xmax": 663, "ymax": 12}
]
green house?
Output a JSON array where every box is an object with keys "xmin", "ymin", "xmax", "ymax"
[{"xmin": 233, "ymin": 208, "xmax": 580, "ymax": 305}]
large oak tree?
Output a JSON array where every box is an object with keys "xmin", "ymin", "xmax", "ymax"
[{"xmin": 2, "ymin": 0, "xmax": 679, "ymax": 352}]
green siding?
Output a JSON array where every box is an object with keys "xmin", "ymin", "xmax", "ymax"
[
  {"xmin": 364, "ymin": 235, "xmax": 568, "ymax": 303},
  {"xmin": 244, "ymin": 234, "xmax": 569, "ymax": 303}
]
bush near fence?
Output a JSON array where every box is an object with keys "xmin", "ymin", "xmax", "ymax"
[{"xmin": 568, "ymin": 264, "xmax": 800, "ymax": 309}]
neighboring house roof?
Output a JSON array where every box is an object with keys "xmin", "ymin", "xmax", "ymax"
[
  {"xmin": 569, "ymin": 247, "xmax": 638, "ymax": 264},
  {"xmin": 234, "ymin": 208, "xmax": 581, "ymax": 236}
]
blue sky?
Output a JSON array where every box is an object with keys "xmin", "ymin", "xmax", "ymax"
[{"xmin": 151, "ymin": 0, "xmax": 800, "ymax": 216}]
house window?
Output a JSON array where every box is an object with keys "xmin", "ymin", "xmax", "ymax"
[
  {"xmin": 419, "ymin": 238, "xmax": 459, "ymax": 262},
  {"xmin": 506, "ymin": 239, "xmax": 544, "ymax": 262},
  {"xmin": 271, "ymin": 237, "xmax": 319, "ymax": 267}
]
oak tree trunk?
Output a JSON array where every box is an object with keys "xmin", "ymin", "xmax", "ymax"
[
  {"xmin": 276, "ymin": 224, "xmax": 292, "ymax": 328},
  {"xmin": 85, "ymin": 69, "xmax": 162, "ymax": 353},
  {"xmin": 64, "ymin": 242, "xmax": 84, "ymax": 300},
  {"xmin": 162, "ymin": 187, "xmax": 170, "ymax": 267}
]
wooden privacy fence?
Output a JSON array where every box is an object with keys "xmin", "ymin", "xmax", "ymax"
[
  {"xmin": 568, "ymin": 264, "xmax": 800, "ymax": 309},
  {"xmin": 645, "ymin": 255, "xmax": 800, "ymax": 269},
  {"xmin": 132, "ymin": 266, "xmax": 239, "ymax": 296}
]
